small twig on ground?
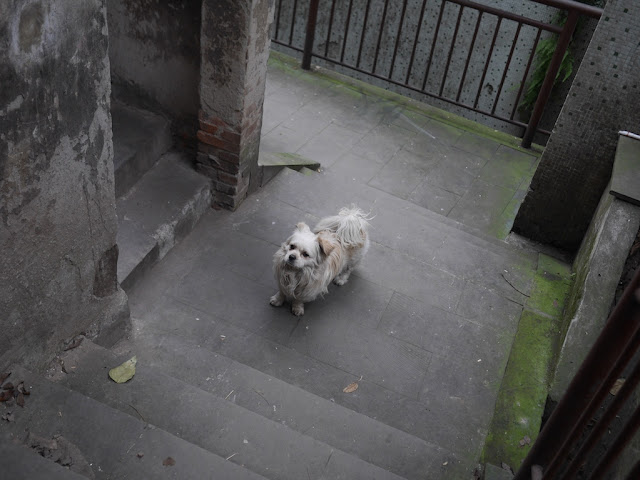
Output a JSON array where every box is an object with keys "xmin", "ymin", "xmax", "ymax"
[
  {"xmin": 128, "ymin": 404, "xmax": 146, "ymax": 423},
  {"xmin": 253, "ymin": 388, "xmax": 271, "ymax": 407},
  {"xmin": 226, "ymin": 453, "xmax": 238, "ymax": 461},
  {"xmin": 501, "ymin": 273, "xmax": 531, "ymax": 298},
  {"xmin": 225, "ymin": 390, "xmax": 234, "ymax": 400}
]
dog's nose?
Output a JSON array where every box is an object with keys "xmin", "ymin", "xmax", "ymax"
[{"xmin": 288, "ymin": 254, "xmax": 296, "ymax": 262}]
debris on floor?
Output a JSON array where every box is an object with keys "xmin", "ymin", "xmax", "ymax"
[{"xmin": 109, "ymin": 356, "xmax": 137, "ymax": 384}]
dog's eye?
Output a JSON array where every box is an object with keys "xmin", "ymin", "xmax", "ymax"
[
  {"xmin": 302, "ymin": 251, "xmax": 309, "ymax": 258},
  {"xmin": 289, "ymin": 244, "xmax": 296, "ymax": 250}
]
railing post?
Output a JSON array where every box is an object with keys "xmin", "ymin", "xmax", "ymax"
[
  {"xmin": 520, "ymin": 10, "xmax": 579, "ymax": 148},
  {"xmin": 302, "ymin": 0, "xmax": 320, "ymax": 70}
]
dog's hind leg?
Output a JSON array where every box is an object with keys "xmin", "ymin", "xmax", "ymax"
[{"xmin": 333, "ymin": 266, "xmax": 352, "ymax": 286}]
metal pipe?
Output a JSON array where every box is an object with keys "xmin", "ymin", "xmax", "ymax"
[
  {"xmin": 514, "ymin": 268, "xmax": 640, "ymax": 480},
  {"xmin": 492, "ymin": 22, "xmax": 522, "ymax": 115},
  {"xmin": 340, "ymin": 0, "xmax": 355, "ymax": 63},
  {"xmin": 405, "ymin": 0, "xmax": 429, "ymax": 85},
  {"xmin": 372, "ymin": 0, "xmax": 391, "ymax": 74},
  {"xmin": 324, "ymin": 0, "xmax": 337, "ymax": 58},
  {"xmin": 521, "ymin": 10, "xmax": 579, "ymax": 148},
  {"xmin": 422, "ymin": 0, "xmax": 447, "ymax": 92},
  {"xmin": 510, "ymin": 28, "xmax": 542, "ymax": 121},
  {"xmin": 302, "ymin": 0, "xmax": 320, "ymax": 70},
  {"xmin": 356, "ymin": 0, "xmax": 372, "ymax": 69},
  {"xmin": 439, "ymin": 4, "xmax": 464, "ymax": 97},
  {"xmin": 456, "ymin": 10, "xmax": 483, "ymax": 102},
  {"xmin": 532, "ymin": 0, "xmax": 603, "ymax": 18},
  {"xmin": 389, "ymin": 0, "xmax": 409, "ymax": 80},
  {"xmin": 473, "ymin": 16, "xmax": 502, "ymax": 109}
]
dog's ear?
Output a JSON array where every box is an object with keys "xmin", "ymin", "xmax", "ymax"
[
  {"xmin": 296, "ymin": 222, "xmax": 310, "ymax": 232},
  {"xmin": 317, "ymin": 233, "xmax": 336, "ymax": 256}
]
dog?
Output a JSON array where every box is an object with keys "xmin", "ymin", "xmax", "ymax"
[{"xmin": 270, "ymin": 206, "xmax": 370, "ymax": 316}]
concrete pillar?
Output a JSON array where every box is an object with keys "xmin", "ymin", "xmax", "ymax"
[
  {"xmin": 0, "ymin": 0, "xmax": 129, "ymax": 370},
  {"xmin": 197, "ymin": 0, "xmax": 274, "ymax": 210},
  {"xmin": 512, "ymin": 0, "xmax": 640, "ymax": 252}
]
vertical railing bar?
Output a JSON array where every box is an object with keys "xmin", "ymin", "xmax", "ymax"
[
  {"xmin": 514, "ymin": 267, "xmax": 640, "ymax": 480},
  {"xmin": 339, "ymin": 0, "xmax": 355, "ymax": 63},
  {"xmin": 324, "ymin": 0, "xmax": 337, "ymax": 58},
  {"xmin": 491, "ymin": 21, "xmax": 522, "ymax": 115},
  {"xmin": 372, "ymin": 0, "xmax": 391, "ymax": 74},
  {"xmin": 405, "ymin": 0, "xmax": 429, "ymax": 85},
  {"xmin": 510, "ymin": 27, "xmax": 542, "ymax": 121},
  {"xmin": 559, "ymin": 351, "xmax": 640, "ymax": 479},
  {"xmin": 586, "ymin": 403, "xmax": 640, "ymax": 480},
  {"xmin": 521, "ymin": 9, "xmax": 579, "ymax": 148},
  {"xmin": 388, "ymin": 0, "xmax": 410, "ymax": 80},
  {"xmin": 275, "ymin": 0, "xmax": 284, "ymax": 41},
  {"xmin": 473, "ymin": 16, "xmax": 502, "ymax": 109},
  {"xmin": 421, "ymin": 0, "xmax": 447, "ymax": 92},
  {"xmin": 439, "ymin": 4, "xmax": 464, "ymax": 97},
  {"xmin": 456, "ymin": 10, "xmax": 483, "ymax": 102},
  {"xmin": 356, "ymin": 0, "xmax": 372, "ymax": 69},
  {"xmin": 288, "ymin": 0, "xmax": 299, "ymax": 46},
  {"xmin": 302, "ymin": 0, "xmax": 320, "ymax": 70}
]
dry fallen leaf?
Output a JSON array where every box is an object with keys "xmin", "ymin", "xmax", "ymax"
[
  {"xmin": 2, "ymin": 382, "xmax": 14, "ymax": 390},
  {"xmin": 519, "ymin": 435, "xmax": 531, "ymax": 447},
  {"xmin": 343, "ymin": 382, "xmax": 359, "ymax": 393},
  {"xmin": 0, "ymin": 372, "xmax": 10, "ymax": 385},
  {"xmin": 137, "ymin": 452, "xmax": 144, "ymax": 459},
  {"xmin": 109, "ymin": 356, "xmax": 137, "ymax": 384},
  {"xmin": 610, "ymin": 378, "xmax": 625, "ymax": 396},
  {"xmin": 163, "ymin": 457, "xmax": 175, "ymax": 466},
  {"xmin": 16, "ymin": 392, "xmax": 25, "ymax": 408},
  {"xmin": 343, "ymin": 375, "xmax": 363, "ymax": 393},
  {"xmin": 0, "ymin": 390, "xmax": 12, "ymax": 402}
]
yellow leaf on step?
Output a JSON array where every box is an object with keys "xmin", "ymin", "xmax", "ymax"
[
  {"xmin": 109, "ymin": 356, "xmax": 137, "ymax": 384},
  {"xmin": 343, "ymin": 382, "xmax": 359, "ymax": 393}
]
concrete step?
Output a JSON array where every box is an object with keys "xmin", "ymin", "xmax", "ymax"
[
  {"xmin": 258, "ymin": 151, "xmax": 321, "ymax": 186},
  {"xmin": 1, "ymin": 366, "xmax": 268, "ymax": 480},
  {"xmin": 59, "ymin": 335, "xmax": 462, "ymax": 480},
  {"xmin": 0, "ymin": 434, "xmax": 88, "ymax": 480},
  {"xmin": 112, "ymin": 102, "xmax": 172, "ymax": 198},
  {"xmin": 116, "ymin": 152, "xmax": 211, "ymax": 292},
  {"xmin": 56, "ymin": 339, "xmax": 408, "ymax": 480}
]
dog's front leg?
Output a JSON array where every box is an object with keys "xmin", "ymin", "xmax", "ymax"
[
  {"xmin": 270, "ymin": 291, "xmax": 285, "ymax": 307},
  {"xmin": 291, "ymin": 300, "xmax": 305, "ymax": 316}
]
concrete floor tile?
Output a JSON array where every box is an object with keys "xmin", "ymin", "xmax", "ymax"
[
  {"xmin": 456, "ymin": 281, "xmax": 523, "ymax": 333},
  {"xmin": 368, "ymin": 149, "xmax": 439, "ymax": 199},
  {"xmin": 423, "ymin": 158, "xmax": 478, "ymax": 196},
  {"xmin": 261, "ymin": 124, "xmax": 315, "ymax": 154},
  {"xmin": 479, "ymin": 145, "xmax": 538, "ymax": 190},
  {"xmin": 296, "ymin": 123, "xmax": 364, "ymax": 167},
  {"xmin": 454, "ymin": 131, "xmax": 501, "ymax": 159},
  {"xmin": 409, "ymin": 181, "xmax": 461, "ymax": 215},
  {"xmin": 358, "ymin": 242, "xmax": 463, "ymax": 312},
  {"xmin": 447, "ymin": 179, "xmax": 517, "ymax": 232},
  {"xmin": 326, "ymin": 151, "xmax": 388, "ymax": 183},
  {"xmin": 349, "ymin": 123, "xmax": 416, "ymax": 163}
]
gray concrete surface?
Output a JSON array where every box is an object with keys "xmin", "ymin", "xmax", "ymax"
[{"xmin": 107, "ymin": 63, "xmax": 547, "ymax": 478}]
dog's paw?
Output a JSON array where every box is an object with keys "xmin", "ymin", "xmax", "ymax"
[
  {"xmin": 270, "ymin": 293, "xmax": 284, "ymax": 307},
  {"xmin": 333, "ymin": 274, "xmax": 349, "ymax": 286},
  {"xmin": 291, "ymin": 302, "xmax": 305, "ymax": 316}
]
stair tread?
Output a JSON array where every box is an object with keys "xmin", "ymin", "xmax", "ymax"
[
  {"xmin": 2, "ymin": 365, "xmax": 268, "ymax": 480},
  {"xmin": 116, "ymin": 151, "xmax": 211, "ymax": 289},
  {"xmin": 0, "ymin": 436, "xmax": 88, "ymax": 480},
  {"xmin": 60, "ymin": 336, "xmax": 465, "ymax": 480},
  {"xmin": 57, "ymin": 340, "xmax": 418, "ymax": 480}
]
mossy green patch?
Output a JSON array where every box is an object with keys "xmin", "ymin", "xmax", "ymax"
[
  {"xmin": 482, "ymin": 310, "xmax": 561, "ymax": 469},
  {"xmin": 527, "ymin": 254, "xmax": 572, "ymax": 319},
  {"xmin": 258, "ymin": 152, "xmax": 320, "ymax": 169},
  {"xmin": 483, "ymin": 253, "xmax": 573, "ymax": 470}
]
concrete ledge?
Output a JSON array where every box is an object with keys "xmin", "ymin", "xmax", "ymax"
[{"xmin": 550, "ymin": 186, "xmax": 640, "ymax": 401}]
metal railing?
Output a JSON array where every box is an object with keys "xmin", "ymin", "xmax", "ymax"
[
  {"xmin": 271, "ymin": 0, "xmax": 602, "ymax": 148},
  {"xmin": 514, "ymin": 266, "xmax": 640, "ymax": 479}
]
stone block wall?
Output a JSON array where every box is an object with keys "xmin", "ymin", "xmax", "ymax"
[
  {"xmin": 0, "ymin": 0, "xmax": 129, "ymax": 371},
  {"xmin": 107, "ymin": 0, "xmax": 201, "ymax": 140},
  {"xmin": 513, "ymin": 0, "xmax": 640, "ymax": 252}
]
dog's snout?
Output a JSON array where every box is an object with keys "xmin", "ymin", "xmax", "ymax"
[{"xmin": 288, "ymin": 254, "xmax": 296, "ymax": 262}]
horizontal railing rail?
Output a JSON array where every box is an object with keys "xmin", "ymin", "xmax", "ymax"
[{"xmin": 271, "ymin": 0, "xmax": 603, "ymax": 148}]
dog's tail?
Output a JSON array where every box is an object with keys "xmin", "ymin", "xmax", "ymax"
[{"xmin": 315, "ymin": 206, "xmax": 371, "ymax": 248}]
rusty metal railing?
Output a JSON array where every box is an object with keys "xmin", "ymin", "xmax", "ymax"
[
  {"xmin": 271, "ymin": 0, "xmax": 602, "ymax": 148},
  {"xmin": 514, "ymin": 266, "xmax": 640, "ymax": 480}
]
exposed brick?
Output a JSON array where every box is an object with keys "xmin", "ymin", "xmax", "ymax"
[
  {"xmin": 220, "ymin": 129, "xmax": 242, "ymax": 145},
  {"xmin": 199, "ymin": 120, "xmax": 219, "ymax": 135},
  {"xmin": 197, "ymin": 130, "xmax": 241, "ymax": 154},
  {"xmin": 218, "ymin": 171, "xmax": 239, "ymax": 186},
  {"xmin": 213, "ymin": 180, "xmax": 238, "ymax": 196}
]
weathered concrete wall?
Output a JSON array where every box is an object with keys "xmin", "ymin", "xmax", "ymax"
[
  {"xmin": 107, "ymin": 0, "xmax": 201, "ymax": 135},
  {"xmin": 271, "ymin": 0, "xmax": 597, "ymax": 142},
  {"xmin": 0, "ymin": 0, "xmax": 129, "ymax": 371},
  {"xmin": 197, "ymin": 0, "xmax": 274, "ymax": 210},
  {"xmin": 513, "ymin": 0, "xmax": 640, "ymax": 251}
]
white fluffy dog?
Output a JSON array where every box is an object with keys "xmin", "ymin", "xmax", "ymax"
[{"xmin": 270, "ymin": 207, "xmax": 370, "ymax": 316}]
